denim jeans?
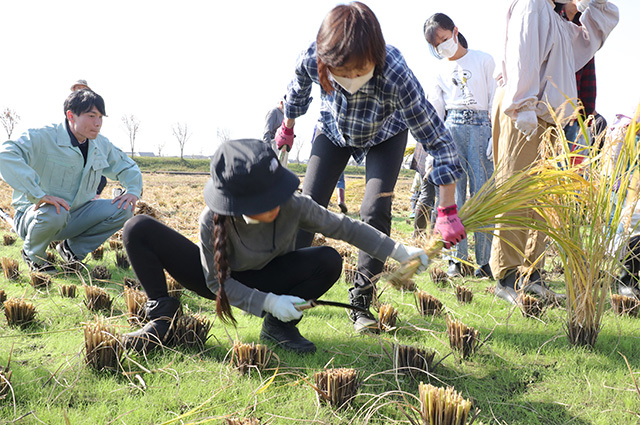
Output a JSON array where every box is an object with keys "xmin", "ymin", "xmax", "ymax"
[{"xmin": 446, "ymin": 109, "xmax": 494, "ymax": 265}]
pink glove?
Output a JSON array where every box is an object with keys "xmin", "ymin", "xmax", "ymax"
[
  {"xmin": 275, "ymin": 120, "xmax": 295, "ymax": 152},
  {"xmin": 434, "ymin": 204, "xmax": 466, "ymax": 249}
]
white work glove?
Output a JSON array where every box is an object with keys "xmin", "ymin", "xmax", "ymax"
[
  {"xmin": 514, "ymin": 110, "xmax": 538, "ymax": 140},
  {"xmin": 486, "ymin": 137, "xmax": 493, "ymax": 161},
  {"xmin": 390, "ymin": 243, "xmax": 430, "ymax": 274},
  {"xmin": 263, "ymin": 293, "xmax": 304, "ymax": 322}
]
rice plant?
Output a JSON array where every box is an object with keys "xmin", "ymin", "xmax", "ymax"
[
  {"xmin": 314, "ymin": 368, "xmax": 362, "ymax": 408},
  {"xmin": 46, "ymin": 251, "xmax": 57, "ymax": 265},
  {"xmin": 109, "ymin": 239, "xmax": 123, "ymax": 251},
  {"xmin": 611, "ymin": 294, "xmax": 639, "ymax": 317},
  {"xmin": 418, "ymin": 382, "xmax": 473, "ymax": 425},
  {"xmin": 1, "ymin": 257, "xmax": 20, "ymax": 280},
  {"xmin": 123, "ymin": 286, "xmax": 147, "ymax": 326},
  {"xmin": 231, "ymin": 341, "xmax": 271, "ymax": 375},
  {"xmin": 378, "ymin": 303, "xmax": 398, "ymax": 332},
  {"xmin": 29, "ymin": 272, "xmax": 51, "ymax": 288},
  {"xmin": 91, "ymin": 265, "xmax": 112, "ymax": 280},
  {"xmin": 92, "ymin": 245, "xmax": 105, "ymax": 261},
  {"xmin": 393, "ymin": 344, "xmax": 436, "ymax": 377},
  {"xmin": 4, "ymin": 297, "xmax": 36, "ymax": 327},
  {"xmin": 123, "ymin": 276, "xmax": 141, "ymax": 289},
  {"xmin": 446, "ymin": 316, "xmax": 479, "ymax": 359},
  {"xmin": 59, "ymin": 284, "xmax": 77, "ymax": 298},
  {"xmin": 520, "ymin": 294, "xmax": 544, "ymax": 318},
  {"xmin": 83, "ymin": 316, "xmax": 123, "ymax": 372},
  {"xmin": 455, "ymin": 285, "xmax": 473, "ymax": 304},
  {"xmin": 171, "ymin": 313, "xmax": 212, "ymax": 348},
  {"xmin": 430, "ymin": 267, "xmax": 449, "ymax": 286},
  {"xmin": 84, "ymin": 285, "xmax": 112, "ymax": 311},
  {"xmin": 416, "ymin": 290, "xmax": 442, "ymax": 317},
  {"xmin": 115, "ymin": 251, "xmax": 130, "ymax": 269}
]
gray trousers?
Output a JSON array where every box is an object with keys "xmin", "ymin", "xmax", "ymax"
[{"xmin": 15, "ymin": 199, "xmax": 133, "ymax": 263}]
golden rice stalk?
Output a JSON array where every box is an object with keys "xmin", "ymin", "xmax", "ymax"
[
  {"xmin": 124, "ymin": 286, "xmax": 148, "ymax": 326},
  {"xmin": 123, "ymin": 276, "xmax": 141, "ymax": 289},
  {"xmin": 520, "ymin": 294, "xmax": 544, "ymax": 318},
  {"xmin": 171, "ymin": 313, "xmax": 212, "ymax": 348},
  {"xmin": 3, "ymin": 234, "xmax": 16, "ymax": 246},
  {"xmin": 225, "ymin": 418, "xmax": 261, "ymax": 425},
  {"xmin": 430, "ymin": 267, "xmax": 449, "ymax": 287},
  {"xmin": 134, "ymin": 200, "xmax": 160, "ymax": 219},
  {"xmin": 91, "ymin": 265, "xmax": 112, "ymax": 281},
  {"xmin": 1, "ymin": 257, "xmax": 20, "ymax": 280},
  {"xmin": 314, "ymin": 368, "xmax": 362, "ymax": 408},
  {"xmin": 166, "ymin": 275, "xmax": 184, "ymax": 300},
  {"xmin": 109, "ymin": 239, "xmax": 123, "ymax": 251},
  {"xmin": 0, "ymin": 290, "xmax": 6, "ymax": 304},
  {"xmin": 393, "ymin": 344, "xmax": 436, "ymax": 377},
  {"xmin": 446, "ymin": 316, "xmax": 479, "ymax": 359},
  {"xmin": 455, "ymin": 285, "xmax": 473, "ymax": 304},
  {"xmin": 231, "ymin": 341, "xmax": 271, "ymax": 375},
  {"xmin": 83, "ymin": 316, "xmax": 123, "ymax": 372},
  {"xmin": 92, "ymin": 245, "xmax": 105, "ymax": 261},
  {"xmin": 59, "ymin": 284, "xmax": 77, "ymax": 298},
  {"xmin": 29, "ymin": 272, "xmax": 51, "ymax": 288},
  {"xmin": 378, "ymin": 303, "xmax": 398, "ymax": 332},
  {"xmin": 418, "ymin": 382, "xmax": 472, "ymax": 425},
  {"xmin": 84, "ymin": 285, "xmax": 112, "ymax": 311},
  {"xmin": 4, "ymin": 297, "xmax": 36, "ymax": 327},
  {"xmin": 416, "ymin": 290, "xmax": 442, "ymax": 317},
  {"xmin": 115, "ymin": 251, "xmax": 130, "ymax": 269},
  {"xmin": 611, "ymin": 294, "xmax": 640, "ymax": 317},
  {"xmin": 343, "ymin": 262, "xmax": 358, "ymax": 286}
]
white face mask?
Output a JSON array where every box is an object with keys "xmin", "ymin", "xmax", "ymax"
[
  {"xmin": 330, "ymin": 67, "xmax": 375, "ymax": 94},
  {"xmin": 436, "ymin": 35, "xmax": 458, "ymax": 59}
]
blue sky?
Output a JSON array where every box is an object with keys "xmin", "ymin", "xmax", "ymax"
[{"xmin": 1, "ymin": 0, "xmax": 637, "ymax": 158}]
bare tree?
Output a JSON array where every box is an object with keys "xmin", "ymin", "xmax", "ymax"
[
  {"xmin": 216, "ymin": 127, "xmax": 231, "ymax": 144},
  {"xmin": 156, "ymin": 141, "xmax": 166, "ymax": 157},
  {"xmin": 122, "ymin": 114, "xmax": 140, "ymax": 156},
  {"xmin": 172, "ymin": 122, "xmax": 191, "ymax": 160},
  {"xmin": 1, "ymin": 107, "xmax": 20, "ymax": 139},
  {"xmin": 293, "ymin": 137, "xmax": 306, "ymax": 164}
]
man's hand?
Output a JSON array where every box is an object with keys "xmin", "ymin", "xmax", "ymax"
[
  {"xmin": 515, "ymin": 110, "xmax": 538, "ymax": 140},
  {"xmin": 34, "ymin": 195, "xmax": 70, "ymax": 214},
  {"xmin": 112, "ymin": 193, "xmax": 138, "ymax": 211}
]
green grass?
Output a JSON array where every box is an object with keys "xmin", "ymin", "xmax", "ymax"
[{"xmin": 1, "ymin": 227, "xmax": 639, "ymax": 424}]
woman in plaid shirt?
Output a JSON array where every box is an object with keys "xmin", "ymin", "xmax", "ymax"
[{"xmin": 274, "ymin": 1, "xmax": 465, "ymax": 333}]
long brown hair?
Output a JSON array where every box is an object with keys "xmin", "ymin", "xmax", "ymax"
[
  {"xmin": 316, "ymin": 1, "xmax": 386, "ymax": 94},
  {"xmin": 212, "ymin": 213, "xmax": 236, "ymax": 325}
]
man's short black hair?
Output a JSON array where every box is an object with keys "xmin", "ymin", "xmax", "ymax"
[{"xmin": 63, "ymin": 89, "xmax": 107, "ymax": 117}]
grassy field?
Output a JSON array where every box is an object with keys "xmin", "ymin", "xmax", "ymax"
[{"xmin": 0, "ymin": 165, "xmax": 639, "ymax": 424}]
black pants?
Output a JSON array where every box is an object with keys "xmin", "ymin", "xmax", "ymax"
[
  {"xmin": 295, "ymin": 130, "xmax": 408, "ymax": 293},
  {"xmin": 620, "ymin": 235, "xmax": 640, "ymax": 287},
  {"xmin": 123, "ymin": 215, "xmax": 342, "ymax": 302}
]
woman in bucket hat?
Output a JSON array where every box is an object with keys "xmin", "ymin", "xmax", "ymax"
[{"xmin": 122, "ymin": 139, "xmax": 428, "ymax": 354}]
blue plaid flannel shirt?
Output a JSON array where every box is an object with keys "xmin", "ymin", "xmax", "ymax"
[{"xmin": 283, "ymin": 43, "xmax": 462, "ymax": 186}]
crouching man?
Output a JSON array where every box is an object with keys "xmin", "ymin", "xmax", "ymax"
[{"xmin": 0, "ymin": 89, "xmax": 142, "ymax": 273}]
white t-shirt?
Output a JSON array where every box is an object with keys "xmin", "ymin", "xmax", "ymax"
[{"xmin": 427, "ymin": 49, "xmax": 496, "ymax": 121}]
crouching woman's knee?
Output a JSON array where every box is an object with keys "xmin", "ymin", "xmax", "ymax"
[{"xmin": 122, "ymin": 214, "xmax": 159, "ymax": 245}]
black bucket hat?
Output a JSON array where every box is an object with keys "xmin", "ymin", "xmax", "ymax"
[{"xmin": 203, "ymin": 139, "xmax": 300, "ymax": 216}]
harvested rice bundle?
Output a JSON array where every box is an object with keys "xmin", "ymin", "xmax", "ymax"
[
  {"xmin": 115, "ymin": 251, "xmax": 130, "ymax": 269},
  {"xmin": 231, "ymin": 341, "xmax": 271, "ymax": 375},
  {"xmin": 314, "ymin": 368, "xmax": 362, "ymax": 408},
  {"xmin": 84, "ymin": 285, "xmax": 112, "ymax": 311},
  {"xmin": 59, "ymin": 284, "xmax": 77, "ymax": 298},
  {"xmin": 415, "ymin": 290, "xmax": 442, "ymax": 317},
  {"xmin": 418, "ymin": 382, "xmax": 472, "ymax": 425},
  {"xmin": 91, "ymin": 265, "xmax": 112, "ymax": 281},
  {"xmin": 611, "ymin": 294, "xmax": 640, "ymax": 317},
  {"xmin": 520, "ymin": 294, "xmax": 545, "ymax": 318},
  {"xmin": 378, "ymin": 303, "xmax": 398, "ymax": 332},
  {"xmin": 171, "ymin": 313, "xmax": 212, "ymax": 348},
  {"xmin": 124, "ymin": 286, "xmax": 148, "ymax": 326},
  {"xmin": 166, "ymin": 275, "xmax": 184, "ymax": 300},
  {"xmin": 455, "ymin": 285, "xmax": 473, "ymax": 304},
  {"xmin": 4, "ymin": 297, "xmax": 36, "ymax": 326},
  {"xmin": 1, "ymin": 257, "xmax": 20, "ymax": 280},
  {"xmin": 446, "ymin": 316, "xmax": 479, "ymax": 359},
  {"xmin": 92, "ymin": 246, "xmax": 105, "ymax": 261},
  {"xmin": 393, "ymin": 344, "xmax": 436, "ymax": 377},
  {"xmin": 83, "ymin": 316, "xmax": 123, "ymax": 372},
  {"xmin": 29, "ymin": 272, "xmax": 51, "ymax": 288},
  {"xmin": 3, "ymin": 234, "xmax": 16, "ymax": 246}
]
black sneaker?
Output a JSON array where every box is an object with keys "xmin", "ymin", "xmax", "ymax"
[
  {"xmin": 495, "ymin": 269, "xmax": 520, "ymax": 304},
  {"xmin": 56, "ymin": 240, "xmax": 82, "ymax": 263},
  {"xmin": 339, "ymin": 203, "xmax": 348, "ymax": 214},
  {"xmin": 447, "ymin": 262, "xmax": 462, "ymax": 278},
  {"xmin": 21, "ymin": 249, "xmax": 57, "ymax": 275},
  {"xmin": 617, "ymin": 271, "xmax": 640, "ymax": 299},
  {"xmin": 474, "ymin": 263, "xmax": 494, "ymax": 280},
  {"xmin": 348, "ymin": 288, "xmax": 379, "ymax": 334}
]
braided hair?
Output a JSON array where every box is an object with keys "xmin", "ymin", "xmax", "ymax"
[{"xmin": 212, "ymin": 213, "xmax": 236, "ymax": 325}]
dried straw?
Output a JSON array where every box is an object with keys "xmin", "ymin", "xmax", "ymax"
[
  {"xmin": 418, "ymin": 382, "xmax": 472, "ymax": 425},
  {"xmin": 171, "ymin": 313, "xmax": 212, "ymax": 348},
  {"xmin": 314, "ymin": 368, "xmax": 362, "ymax": 408},
  {"xmin": 611, "ymin": 294, "xmax": 640, "ymax": 317},
  {"xmin": 84, "ymin": 285, "xmax": 112, "ymax": 311},
  {"xmin": 393, "ymin": 344, "xmax": 436, "ymax": 377},
  {"xmin": 4, "ymin": 297, "xmax": 36, "ymax": 326},
  {"xmin": 231, "ymin": 341, "xmax": 271, "ymax": 375},
  {"xmin": 92, "ymin": 246, "xmax": 105, "ymax": 261},
  {"xmin": 3, "ymin": 234, "xmax": 16, "ymax": 246},
  {"xmin": 446, "ymin": 316, "xmax": 479, "ymax": 359},
  {"xmin": 166, "ymin": 275, "xmax": 184, "ymax": 300},
  {"xmin": 378, "ymin": 303, "xmax": 398, "ymax": 332},
  {"xmin": 91, "ymin": 265, "xmax": 112, "ymax": 280},
  {"xmin": 115, "ymin": 251, "xmax": 130, "ymax": 269},
  {"xmin": 520, "ymin": 294, "xmax": 544, "ymax": 318},
  {"xmin": 416, "ymin": 291, "xmax": 442, "ymax": 317},
  {"xmin": 1, "ymin": 257, "xmax": 20, "ymax": 280},
  {"xmin": 124, "ymin": 286, "xmax": 148, "ymax": 326},
  {"xmin": 135, "ymin": 200, "xmax": 160, "ymax": 219},
  {"xmin": 455, "ymin": 285, "xmax": 473, "ymax": 304},
  {"xmin": 59, "ymin": 284, "xmax": 77, "ymax": 298},
  {"xmin": 83, "ymin": 316, "xmax": 123, "ymax": 372}
]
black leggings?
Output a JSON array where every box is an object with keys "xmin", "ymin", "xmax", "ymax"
[
  {"xmin": 122, "ymin": 215, "xmax": 342, "ymax": 302},
  {"xmin": 295, "ymin": 130, "xmax": 408, "ymax": 293}
]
